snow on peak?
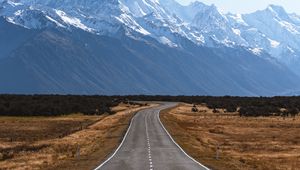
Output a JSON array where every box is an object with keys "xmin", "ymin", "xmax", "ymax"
[
  {"xmin": 55, "ymin": 10, "xmax": 93, "ymax": 32},
  {"xmin": 242, "ymin": 4, "xmax": 300, "ymax": 57},
  {"xmin": 227, "ymin": 13, "xmax": 248, "ymax": 26},
  {"xmin": 121, "ymin": 0, "xmax": 168, "ymax": 18},
  {"xmin": 289, "ymin": 13, "xmax": 300, "ymax": 25},
  {"xmin": 6, "ymin": 0, "xmax": 22, "ymax": 7},
  {"xmin": 1, "ymin": 0, "xmax": 300, "ymax": 65},
  {"xmin": 188, "ymin": 1, "xmax": 207, "ymax": 9},
  {"xmin": 267, "ymin": 5, "xmax": 286, "ymax": 15},
  {"xmin": 192, "ymin": 4, "xmax": 228, "ymax": 30}
]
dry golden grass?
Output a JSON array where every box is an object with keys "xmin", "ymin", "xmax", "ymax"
[
  {"xmin": 0, "ymin": 103, "xmax": 154, "ymax": 170},
  {"xmin": 161, "ymin": 103, "xmax": 300, "ymax": 170}
]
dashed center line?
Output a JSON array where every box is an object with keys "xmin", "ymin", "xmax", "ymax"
[{"xmin": 145, "ymin": 113, "xmax": 154, "ymax": 170}]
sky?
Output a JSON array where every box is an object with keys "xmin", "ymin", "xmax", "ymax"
[{"xmin": 175, "ymin": 0, "xmax": 300, "ymax": 14}]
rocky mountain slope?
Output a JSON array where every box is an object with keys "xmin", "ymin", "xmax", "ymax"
[{"xmin": 0, "ymin": 0, "xmax": 299, "ymax": 95}]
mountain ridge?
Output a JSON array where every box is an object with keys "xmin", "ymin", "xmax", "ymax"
[{"xmin": 1, "ymin": 0, "xmax": 300, "ymax": 96}]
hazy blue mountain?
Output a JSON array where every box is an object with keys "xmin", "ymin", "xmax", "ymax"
[
  {"xmin": 170, "ymin": 2, "xmax": 300, "ymax": 76},
  {"xmin": 0, "ymin": 0, "xmax": 300, "ymax": 96},
  {"xmin": 0, "ymin": 17, "xmax": 39, "ymax": 59},
  {"xmin": 242, "ymin": 5, "xmax": 300, "ymax": 75}
]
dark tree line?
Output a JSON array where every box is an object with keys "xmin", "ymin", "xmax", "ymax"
[
  {"xmin": 0, "ymin": 95, "xmax": 299, "ymax": 117},
  {"xmin": 124, "ymin": 95, "xmax": 300, "ymax": 117},
  {"xmin": 0, "ymin": 95, "xmax": 124, "ymax": 116}
]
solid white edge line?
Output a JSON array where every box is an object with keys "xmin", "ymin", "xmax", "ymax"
[
  {"xmin": 94, "ymin": 103, "xmax": 210, "ymax": 170},
  {"xmin": 157, "ymin": 104, "xmax": 211, "ymax": 170},
  {"xmin": 94, "ymin": 114, "xmax": 136, "ymax": 170}
]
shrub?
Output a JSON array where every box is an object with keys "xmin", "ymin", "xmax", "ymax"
[
  {"xmin": 191, "ymin": 107, "xmax": 198, "ymax": 112},
  {"xmin": 225, "ymin": 104, "xmax": 237, "ymax": 112},
  {"xmin": 287, "ymin": 107, "xmax": 299, "ymax": 117}
]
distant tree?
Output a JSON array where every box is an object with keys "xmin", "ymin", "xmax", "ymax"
[
  {"xmin": 191, "ymin": 105, "xmax": 198, "ymax": 112},
  {"xmin": 225, "ymin": 104, "xmax": 237, "ymax": 113},
  {"xmin": 288, "ymin": 107, "xmax": 299, "ymax": 119}
]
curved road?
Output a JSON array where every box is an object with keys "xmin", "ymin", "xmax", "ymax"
[{"xmin": 95, "ymin": 103, "xmax": 209, "ymax": 170}]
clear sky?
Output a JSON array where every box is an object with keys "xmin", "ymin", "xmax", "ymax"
[{"xmin": 175, "ymin": 0, "xmax": 300, "ymax": 14}]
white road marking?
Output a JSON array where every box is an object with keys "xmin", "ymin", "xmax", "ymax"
[
  {"xmin": 94, "ymin": 103, "xmax": 209, "ymax": 170},
  {"xmin": 145, "ymin": 112, "xmax": 154, "ymax": 170},
  {"xmin": 94, "ymin": 115, "xmax": 136, "ymax": 170},
  {"xmin": 157, "ymin": 105, "xmax": 210, "ymax": 170}
]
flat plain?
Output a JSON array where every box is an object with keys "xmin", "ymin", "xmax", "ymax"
[
  {"xmin": 161, "ymin": 103, "xmax": 300, "ymax": 170},
  {"xmin": 0, "ymin": 103, "xmax": 152, "ymax": 170}
]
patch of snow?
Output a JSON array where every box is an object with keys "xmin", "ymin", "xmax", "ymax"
[
  {"xmin": 268, "ymin": 38, "xmax": 280, "ymax": 48},
  {"xmin": 55, "ymin": 10, "xmax": 93, "ymax": 32},
  {"xmin": 229, "ymin": 14, "xmax": 248, "ymax": 26},
  {"xmin": 250, "ymin": 47, "xmax": 263, "ymax": 55},
  {"xmin": 277, "ymin": 20, "xmax": 300, "ymax": 35},
  {"xmin": 221, "ymin": 38, "xmax": 235, "ymax": 46},
  {"xmin": 45, "ymin": 15, "xmax": 65, "ymax": 28},
  {"xmin": 7, "ymin": 0, "xmax": 22, "ymax": 7},
  {"xmin": 6, "ymin": 17, "xmax": 17, "ymax": 24},
  {"xmin": 14, "ymin": 10, "xmax": 22, "ymax": 16},
  {"xmin": 159, "ymin": 36, "xmax": 178, "ymax": 47},
  {"xmin": 115, "ymin": 14, "xmax": 151, "ymax": 35},
  {"xmin": 232, "ymin": 28, "xmax": 241, "ymax": 36},
  {"xmin": 134, "ymin": 1, "xmax": 146, "ymax": 16},
  {"xmin": 287, "ymin": 46, "xmax": 295, "ymax": 53},
  {"xmin": 137, "ymin": 26, "xmax": 151, "ymax": 35},
  {"xmin": 190, "ymin": 32, "xmax": 205, "ymax": 44},
  {"xmin": 267, "ymin": 6, "xmax": 276, "ymax": 14}
]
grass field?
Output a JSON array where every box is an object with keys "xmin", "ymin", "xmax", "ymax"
[
  {"xmin": 0, "ymin": 103, "xmax": 153, "ymax": 170},
  {"xmin": 161, "ymin": 103, "xmax": 300, "ymax": 170}
]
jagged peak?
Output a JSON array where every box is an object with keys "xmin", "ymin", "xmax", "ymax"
[
  {"xmin": 188, "ymin": 1, "xmax": 206, "ymax": 7},
  {"xmin": 193, "ymin": 4, "xmax": 227, "ymax": 22},
  {"xmin": 267, "ymin": 4, "xmax": 286, "ymax": 14},
  {"xmin": 251, "ymin": 4, "xmax": 292, "ymax": 21}
]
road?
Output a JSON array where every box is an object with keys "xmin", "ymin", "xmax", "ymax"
[{"xmin": 95, "ymin": 103, "xmax": 209, "ymax": 170}]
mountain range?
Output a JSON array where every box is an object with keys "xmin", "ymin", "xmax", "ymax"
[{"xmin": 0, "ymin": 0, "xmax": 300, "ymax": 96}]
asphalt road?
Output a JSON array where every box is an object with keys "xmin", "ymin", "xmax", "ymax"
[{"xmin": 95, "ymin": 103, "xmax": 209, "ymax": 170}]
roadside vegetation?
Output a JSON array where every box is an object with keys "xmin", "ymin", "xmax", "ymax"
[
  {"xmin": 1, "ymin": 95, "xmax": 300, "ymax": 118},
  {"xmin": 0, "ymin": 95, "xmax": 119, "ymax": 116},
  {"xmin": 126, "ymin": 95, "xmax": 300, "ymax": 117},
  {"xmin": 0, "ymin": 97, "xmax": 152, "ymax": 170},
  {"xmin": 161, "ymin": 103, "xmax": 300, "ymax": 170},
  {"xmin": 1, "ymin": 95, "xmax": 300, "ymax": 169},
  {"xmin": 0, "ymin": 95, "xmax": 149, "ymax": 116}
]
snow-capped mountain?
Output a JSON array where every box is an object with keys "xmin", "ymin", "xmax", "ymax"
[
  {"xmin": 191, "ymin": 4, "xmax": 248, "ymax": 47},
  {"xmin": 242, "ymin": 5, "xmax": 300, "ymax": 72},
  {"xmin": 172, "ymin": 2, "xmax": 300, "ymax": 75},
  {"xmin": 290, "ymin": 13, "xmax": 300, "ymax": 25},
  {"xmin": 0, "ymin": 0, "xmax": 152, "ymax": 36},
  {"xmin": 1, "ymin": 0, "xmax": 300, "ymax": 53},
  {"xmin": 0, "ymin": 0, "xmax": 300, "ymax": 95},
  {"xmin": 160, "ymin": 0, "xmax": 209, "ymax": 22},
  {"xmin": 122, "ymin": 0, "xmax": 169, "ymax": 18},
  {"xmin": 0, "ymin": 0, "xmax": 206, "ymax": 47}
]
